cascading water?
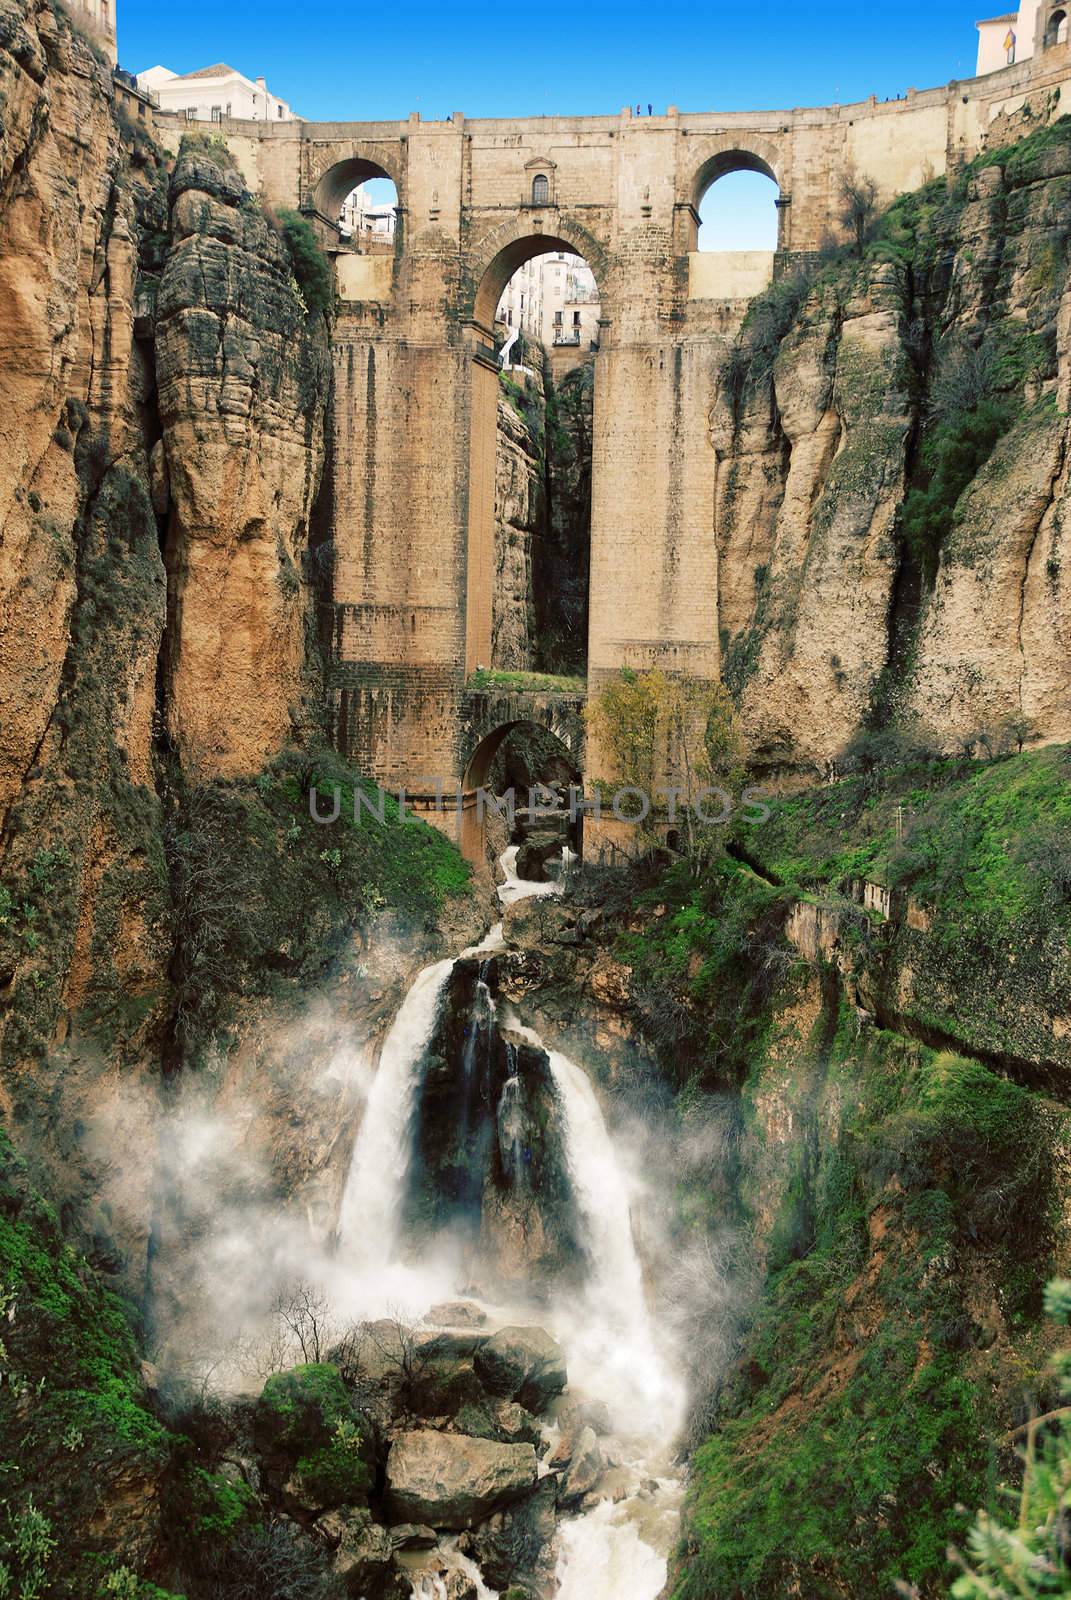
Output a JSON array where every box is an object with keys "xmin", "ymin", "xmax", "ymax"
[
  {"xmin": 337, "ymin": 849, "xmax": 687, "ymax": 1600},
  {"xmin": 337, "ymin": 956, "xmax": 454, "ymax": 1266}
]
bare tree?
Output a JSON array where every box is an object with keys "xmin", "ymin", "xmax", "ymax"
[{"xmin": 840, "ymin": 170, "xmax": 879, "ymax": 256}]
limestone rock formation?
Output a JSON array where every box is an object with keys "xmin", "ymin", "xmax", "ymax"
[
  {"xmin": 384, "ymin": 1429, "xmax": 538, "ymax": 1529},
  {"xmin": 473, "ymin": 1324, "xmax": 568, "ymax": 1411},
  {"xmin": 156, "ymin": 143, "xmax": 330, "ymax": 775},
  {"xmin": 492, "ymin": 394, "xmax": 541, "ymax": 671},
  {"xmin": 714, "ymin": 135, "xmax": 1071, "ymax": 769}
]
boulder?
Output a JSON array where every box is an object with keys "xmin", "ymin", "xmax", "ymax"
[
  {"xmin": 559, "ymin": 1426, "xmax": 602, "ymax": 1505},
  {"xmin": 515, "ymin": 830, "xmax": 566, "ymax": 882},
  {"xmin": 473, "ymin": 1326, "xmax": 567, "ymax": 1412},
  {"xmin": 319, "ymin": 1508, "xmax": 408, "ymax": 1599},
  {"xmin": 425, "ymin": 1301, "xmax": 489, "ymax": 1329},
  {"xmin": 458, "ymin": 1476, "xmax": 558, "ymax": 1590},
  {"xmin": 389, "ymin": 1522, "xmax": 437, "ymax": 1550},
  {"xmin": 410, "ymin": 1357, "xmax": 486, "ymax": 1418},
  {"xmin": 385, "ymin": 1429, "xmax": 538, "ymax": 1530},
  {"xmin": 495, "ymin": 1401, "xmax": 542, "ymax": 1446}
]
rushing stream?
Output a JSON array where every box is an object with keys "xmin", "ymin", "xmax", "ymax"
[{"xmin": 337, "ymin": 850, "xmax": 685, "ymax": 1600}]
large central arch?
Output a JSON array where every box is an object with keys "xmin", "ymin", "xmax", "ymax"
[
  {"xmin": 463, "ymin": 225, "xmax": 608, "ymax": 680},
  {"xmin": 469, "ymin": 217, "xmax": 611, "ymax": 330}
]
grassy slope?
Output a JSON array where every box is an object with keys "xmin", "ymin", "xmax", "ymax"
[
  {"xmin": 0, "ymin": 1130, "xmax": 181, "ymax": 1599},
  {"xmin": 618, "ymin": 751, "xmax": 1071, "ymax": 1597}
]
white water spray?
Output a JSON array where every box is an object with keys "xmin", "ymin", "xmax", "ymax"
[{"xmin": 337, "ymin": 957, "xmax": 454, "ymax": 1271}]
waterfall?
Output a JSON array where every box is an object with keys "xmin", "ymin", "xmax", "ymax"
[
  {"xmin": 337, "ymin": 956, "xmax": 454, "ymax": 1271},
  {"xmin": 335, "ymin": 850, "xmax": 687, "ymax": 1600},
  {"xmin": 497, "ymin": 843, "xmax": 564, "ymax": 906}
]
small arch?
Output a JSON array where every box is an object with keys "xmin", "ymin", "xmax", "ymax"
[
  {"xmin": 698, "ymin": 168, "xmax": 781, "ymax": 252},
  {"xmin": 312, "ymin": 153, "xmax": 403, "ymax": 226},
  {"xmin": 463, "ymin": 719, "xmax": 581, "ymax": 793},
  {"xmin": 1047, "ymin": 7, "xmax": 1068, "ymax": 44},
  {"xmin": 685, "ymin": 142, "xmax": 785, "ymax": 253},
  {"xmin": 691, "ymin": 147, "xmax": 781, "ymax": 213},
  {"xmin": 531, "ymin": 173, "xmax": 550, "ymax": 206}
]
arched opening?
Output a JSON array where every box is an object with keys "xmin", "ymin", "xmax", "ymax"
[
  {"xmin": 697, "ymin": 169, "xmax": 780, "ymax": 253},
  {"xmin": 466, "ymin": 235, "xmax": 601, "ymax": 685},
  {"xmin": 688, "ymin": 151, "xmax": 781, "ymax": 300},
  {"xmin": 338, "ymin": 175, "xmax": 399, "ymax": 252},
  {"xmin": 312, "ymin": 156, "xmax": 400, "ymax": 249},
  {"xmin": 531, "ymin": 173, "xmax": 550, "ymax": 205},
  {"xmin": 462, "ymin": 720, "xmax": 583, "ymax": 874},
  {"xmin": 1047, "ymin": 7, "xmax": 1068, "ymax": 44}
]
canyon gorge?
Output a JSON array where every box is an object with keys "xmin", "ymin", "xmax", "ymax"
[{"xmin": 1, "ymin": 1, "xmax": 1071, "ymax": 1597}]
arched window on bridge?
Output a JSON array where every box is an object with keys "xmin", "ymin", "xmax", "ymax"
[
  {"xmin": 469, "ymin": 237, "xmax": 601, "ymax": 687},
  {"xmin": 337, "ymin": 174, "xmax": 399, "ymax": 251},
  {"xmin": 531, "ymin": 173, "xmax": 550, "ymax": 206},
  {"xmin": 697, "ymin": 167, "xmax": 780, "ymax": 253},
  {"xmin": 1047, "ymin": 7, "xmax": 1068, "ymax": 44}
]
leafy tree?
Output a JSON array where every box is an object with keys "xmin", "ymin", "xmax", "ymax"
[
  {"xmin": 935, "ymin": 1279, "xmax": 1071, "ymax": 1599},
  {"xmin": 585, "ymin": 669, "xmax": 741, "ymax": 864}
]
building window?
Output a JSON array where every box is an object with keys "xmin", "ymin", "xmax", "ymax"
[
  {"xmin": 573, "ymin": 311, "xmax": 581, "ymax": 326},
  {"xmin": 277, "ymin": 104, "xmax": 284, "ymax": 118},
  {"xmin": 1047, "ymin": 7, "xmax": 1068, "ymax": 44},
  {"xmin": 531, "ymin": 173, "xmax": 550, "ymax": 205},
  {"xmin": 211, "ymin": 106, "xmax": 222, "ymax": 122}
]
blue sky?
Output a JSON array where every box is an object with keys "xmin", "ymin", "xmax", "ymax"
[
  {"xmin": 120, "ymin": 0, "xmax": 983, "ymax": 251},
  {"xmin": 122, "ymin": 1, "xmax": 983, "ymax": 125}
]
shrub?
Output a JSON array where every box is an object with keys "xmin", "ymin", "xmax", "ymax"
[
  {"xmin": 940, "ymin": 1279, "xmax": 1071, "ymax": 1599},
  {"xmin": 256, "ymin": 1364, "xmax": 372, "ymax": 1510},
  {"xmin": 275, "ymin": 211, "xmax": 332, "ymax": 319},
  {"xmin": 902, "ymin": 398, "xmax": 1016, "ymax": 584}
]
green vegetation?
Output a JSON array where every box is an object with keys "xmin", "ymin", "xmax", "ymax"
[
  {"xmin": 734, "ymin": 744, "xmax": 1071, "ymax": 1069},
  {"xmin": 674, "ymin": 1010, "xmax": 1063, "ymax": 1600},
  {"xmin": 275, "ymin": 211, "xmax": 333, "ymax": 319},
  {"xmin": 256, "ymin": 1365, "xmax": 372, "ymax": 1509},
  {"xmin": 902, "ymin": 398, "xmax": 1017, "ymax": 583},
  {"xmin": 744, "ymin": 743, "xmax": 1071, "ymax": 929},
  {"xmin": 167, "ymin": 745, "xmax": 472, "ymax": 1054},
  {"xmin": 177, "ymin": 131, "xmax": 241, "ymax": 173},
  {"xmin": 586, "ymin": 668, "xmax": 741, "ymax": 856},
  {"xmin": 498, "ymin": 372, "xmax": 545, "ymax": 445},
  {"xmin": 946, "ymin": 1278, "xmax": 1071, "ymax": 1598},
  {"xmin": 466, "ymin": 667, "xmax": 585, "ymax": 695},
  {"xmin": 0, "ymin": 1130, "xmax": 178, "ymax": 1598},
  {"xmin": 616, "ymin": 854, "xmax": 792, "ymax": 1089}
]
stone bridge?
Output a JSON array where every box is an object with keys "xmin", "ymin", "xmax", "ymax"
[
  {"xmin": 459, "ymin": 688, "xmax": 586, "ymax": 787},
  {"xmin": 200, "ymin": 38, "xmax": 1071, "ymax": 848}
]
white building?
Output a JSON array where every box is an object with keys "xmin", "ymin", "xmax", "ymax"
[
  {"xmin": 976, "ymin": 0, "xmax": 1068, "ymax": 73},
  {"xmin": 339, "ymin": 185, "xmax": 397, "ymax": 247},
  {"xmin": 68, "ymin": 0, "xmax": 117, "ymax": 64},
  {"xmin": 136, "ymin": 63, "xmax": 299, "ymax": 123},
  {"xmin": 496, "ymin": 253, "xmax": 600, "ymax": 350}
]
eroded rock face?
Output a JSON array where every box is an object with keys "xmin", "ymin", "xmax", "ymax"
[
  {"xmin": 493, "ymin": 395, "xmax": 541, "ymax": 671},
  {"xmin": 156, "ymin": 145, "xmax": 330, "ymax": 776},
  {"xmin": 713, "ymin": 147, "xmax": 1071, "ymax": 768},
  {"xmin": 473, "ymin": 1325, "xmax": 568, "ymax": 1412},
  {"xmin": 384, "ymin": 1429, "xmax": 538, "ymax": 1529}
]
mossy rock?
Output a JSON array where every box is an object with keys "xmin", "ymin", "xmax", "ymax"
[{"xmin": 256, "ymin": 1363, "xmax": 374, "ymax": 1509}]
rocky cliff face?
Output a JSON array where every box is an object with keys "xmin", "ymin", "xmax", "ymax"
[
  {"xmin": 714, "ymin": 123, "xmax": 1071, "ymax": 771},
  {"xmin": 156, "ymin": 146, "xmax": 330, "ymax": 775},
  {"xmin": 0, "ymin": 0, "xmax": 331, "ymax": 1278},
  {"xmin": 492, "ymin": 393, "xmax": 541, "ymax": 671}
]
